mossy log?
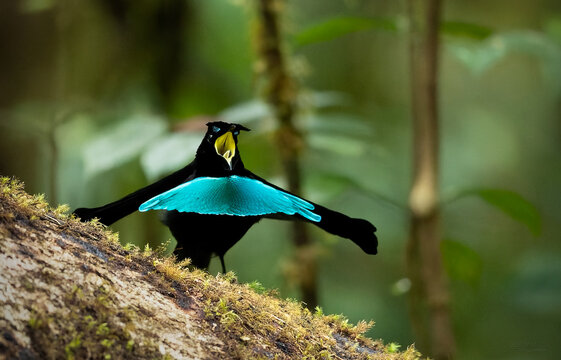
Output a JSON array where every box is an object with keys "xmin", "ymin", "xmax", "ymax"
[{"xmin": 0, "ymin": 177, "xmax": 421, "ymax": 360}]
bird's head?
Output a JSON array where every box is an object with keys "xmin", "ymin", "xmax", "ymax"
[{"xmin": 197, "ymin": 121, "xmax": 250, "ymax": 172}]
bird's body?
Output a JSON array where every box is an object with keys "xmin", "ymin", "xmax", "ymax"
[
  {"xmin": 164, "ymin": 211, "xmax": 259, "ymax": 270},
  {"xmin": 74, "ymin": 121, "xmax": 378, "ymax": 271}
]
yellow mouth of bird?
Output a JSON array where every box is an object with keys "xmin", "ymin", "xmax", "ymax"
[{"xmin": 214, "ymin": 131, "xmax": 236, "ymax": 169}]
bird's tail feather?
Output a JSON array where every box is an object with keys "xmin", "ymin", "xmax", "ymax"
[{"xmin": 73, "ymin": 164, "xmax": 193, "ymax": 225}]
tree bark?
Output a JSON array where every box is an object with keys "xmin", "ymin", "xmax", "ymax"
[
  {"xmin": 0, "ymin": 177, "xmax": 420, "ymax": 360},
  {"xmin": 406, "ymin": 1, "xmax": 456, "ymax": 359}
]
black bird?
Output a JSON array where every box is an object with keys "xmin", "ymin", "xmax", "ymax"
[{"xmin": 74, "ymin": 121, "xmax": 378, "ymax": 272}]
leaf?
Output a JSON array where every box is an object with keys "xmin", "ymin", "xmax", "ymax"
[
  {"xmin": 218, "ymin": 92, "xmax": 353, "ymax": 130},
  {"xmin": 544, "ymin": 17, "xmax": 561, "ymax": 44},
  {"xmin": 82, "ymin": 114, "xmax": 167, "ymax": 178},
  {"xmin": 294, "ymin": 16, "xmax": 398, "ymax": 47},
  {"xmin": 441, "ymin": 239, "xmax": 483, "ymax": 287},
  {"xmin": 446, "ymin": 40, "xmax": 507, "ymax": 75},
  {"xmin": 140, "ymin": 132, "xmax": 202, "ymax": 181},
  {"xmin": 447, "ymin": 30, "xmax": 561, "ymax": 82},
  {"xmin": 219, "ymin": 100, "xmax": 270, "ymax": 125},
  {"xmin": 306, "ymin": 113, "xmax": 373, "ymax": 138},
  {"xmin": 308, "ymin": 133, "xmax": 367, "ymax": 157},
  {"xmin": 466, "ymin": 188, "xmax": 541, "ymax": 236},
  {"xmin": 441, "ymin": 21, "xmax": 493, "ymax": 40},
  {"xmin": 306, "ymin": 91, "xmax": 352, "ymax": 108},
  {"xmin": 305, "ymin": 172, "xmax": 355, "ymax": 203}
]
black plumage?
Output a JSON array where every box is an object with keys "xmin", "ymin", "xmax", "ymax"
[{"xmin": 74, "ymin": 121, "xmax": 378, "ymax": 272}]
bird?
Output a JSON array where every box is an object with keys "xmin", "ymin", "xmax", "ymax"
[{"xmin": 74, "ymin": 121, "xmax": 378, "ymax": 272}]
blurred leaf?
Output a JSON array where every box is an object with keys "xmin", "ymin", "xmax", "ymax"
[
  {"xmin": 448, "ymin": 30, "xmax": 561, "ymax": 87},
  {"xmin": 441, "ymin": 21, "xmax": 493, "ymax": 40},
  {"xmin": 306, "ymin": 113, "xmax": 373, "ymax": 139},
  {"xmin": 441, "ymin": 239, "xmax": 483, "ymax": 287},
  {"xmin": 219, "ymin": 92, "xmax": 355, "ymax": 133},
  {"xmin": 464, "ymin": 188, "xmax": 541, "ymax": 236},
  {"xmin": 220, "ymin": 100, "xmax": 270, "ymax": 125},
  {"xmin": 140, "ymin": 132, "xmax": 202, "ymax": 181},
  {"xmin": 447, "ymin": 39, "xmax": 507, "ymax": 75},
  {"xmin": 305, "ymin": 170, "xmax": 405, "ymax": 210},
  {"xmin": 83, "ymin": 114, "xmax": 167, "ymax": 178},
  {"xmin": 20, "ymin": 0, "xmax": 55, "ymax": 13},
  {"xmin": 308, "ymin": 133, "xmax": 366, "ymax": 157},
  {"xmin": 544, "ymin": 17, "xmax": 561, "ymax": 44},
  {"xmin": 306, "ymin": 172, "xmax": 355, "ymax": 203},
  {"xmin": 304, "ymin": 91, "xmax": 352, "ymax": 109},
  {"xmin": 294, "ymin": 16, "xmax": 398, "ymax": 47}
]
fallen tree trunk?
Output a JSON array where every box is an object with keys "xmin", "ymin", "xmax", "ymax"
[{"xmin": 0, "ymin": 177, "xmax": 420, "ymax": 360}]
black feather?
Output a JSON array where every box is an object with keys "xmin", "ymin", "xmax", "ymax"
[{"xmin": 73, "ymin": 121, "xmax": 378, "ymax": 270}]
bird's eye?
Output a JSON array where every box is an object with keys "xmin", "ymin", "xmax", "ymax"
[
  {"xmin": 233, "ymin": 131, "xmax": 239, "ymax": 136},
  {"xmin": 212, "ymin": 126, "xmax": 220, "ymax": 133}
]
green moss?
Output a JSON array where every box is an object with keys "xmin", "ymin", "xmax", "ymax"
[
  {"xmin": 204, "ymin": 298, "xmax": 240, "ymax": 328},
  {"xmin": 65, "ymin": 334, "xmax": 82, "ymax": 360},
  {"xmin": 27, "ymin": 315, "xmax": 42, "ymax": 330},
  {"xmin": 387, "ymin": 343, "xmax": 402, "ymax": 353},
  {"xmin": 21, "ymin": 277, "xmax": 35, "ymax": 292},
  {"xmin": 26, "ymin": 283, "xmax": 166, "ymax": 360},
  {"xmin": 1, "ymin": 177, "xmax": 422, "ymax": 360}
]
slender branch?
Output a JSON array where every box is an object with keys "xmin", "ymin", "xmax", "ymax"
[
  {"xmin": 254, "ymin": 0, "xmax": 317, "ymax": 308},
  {"xmin": 406, "ymin": 1, "xmax": 455, "ymax": 359}
]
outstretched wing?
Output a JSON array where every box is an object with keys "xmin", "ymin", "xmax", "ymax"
[
  {"xmin": 241, "ymin": 169, "xmax": 378, "ymax": 255},
  {"xmin": 73, "ymin": 162, "xmax": 195, "ymax": 225},
  {"xmin": 139, "ymin": 175, "xmax": 321, "ymax": 222}
]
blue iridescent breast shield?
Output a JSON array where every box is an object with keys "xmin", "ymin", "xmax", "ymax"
[{"xmin": 139, "ymin": 175, "xmax": 321, "ymax": 222}]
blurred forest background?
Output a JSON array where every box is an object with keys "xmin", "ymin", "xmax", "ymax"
[{"xmin": 1, "ymin": 0, "xmax": 560, "ymax": 359}]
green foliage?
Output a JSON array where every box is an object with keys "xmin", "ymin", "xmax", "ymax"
[
  {"xmin": 441, "ymin": 239, "xmax": 483, "ymax": 287},
  {"xmin": 294, "ymin": 16, "xmax": 398, "ymax": 47},
  {"xmin": 247, "ymin": 280, "xmax": 267, "ymax": 294},
  {"xmin": 294, "ymin": 16, "xmax": 493, "ymax": 47},
  {"xmin": 140, "ymin": 132, "xmax": 202, "ymax": 181},
  {"xmin": 83, "ymin": 115, "xmax": 167, "ymax": 178},
  {"xmin": 203, "ymin": 298, "xmax": 240, "ymax": 328},
  {"xmin": 545, "ymin": 16, "xmax": 561, "ymax": 43},
  {"xmin": 441, "ymin": 21, "xmax": 493, "ymax": 40},
  {"xmin": 447, "ymin": 30, "xmax": 561, "ymax": 88},
  {"xmin": 2, "ymin": 1, "xmax": 561, "ymax": 359},
  {"xmin": 463, "ymin": 188, "xmax": 541, "ymax": 236}
]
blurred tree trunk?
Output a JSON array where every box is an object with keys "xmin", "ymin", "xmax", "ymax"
[
  {"xmin": 97, "ymin": 0, "xmax": 190, "ymax": 113},
  {"xmin": 406, "ymin": 1, "xmax": 456, "ymax": 359},
  {"xmin": 254, "ymin": 0, "xmax": 318, "ymax": 308}
]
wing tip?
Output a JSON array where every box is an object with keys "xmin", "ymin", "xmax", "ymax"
[
  {"xmin": 139, "ymin": 199, "xmax": 159, "ymax": 212},
  {"xmin": 350, "ymin": 218, "xmax": 378, "ymax": 255}
]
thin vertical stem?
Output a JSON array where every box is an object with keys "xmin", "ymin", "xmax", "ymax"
[
  {"xmin": 254, "ymin": 0, "xmax": 317, "ymax": 308},
  {"xmin": 406, "ymin": 0, "xmax": 455, "ymax": 359}
]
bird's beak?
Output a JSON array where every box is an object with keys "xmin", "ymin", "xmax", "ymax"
[{"xmin": 214, "ymin": 131, "xmax": 236, "ymax": 169}]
